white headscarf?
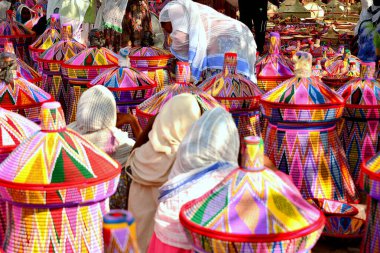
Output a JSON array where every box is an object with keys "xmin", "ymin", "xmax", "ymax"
[
  {"xmin": 68, "ymin": 85, "xmax": 135, "ymax": 165},
  {"xmin": 159, "ymin": 0, "xmax": 257, "ymax": 82},
  {"xmin": 127, "ymin": 93, "xmax": 202, "ymax": 186},
  {"xmin": 154, "ymin": 107, "xmax": 239, "ymax": 249}
]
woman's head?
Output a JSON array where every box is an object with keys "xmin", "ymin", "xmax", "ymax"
[
  {"xmin": 74, "ymin": 85, "xmax": 117, "ymax": 133},
  {"xmin": 169, "ymin": 107, "xmax": 239, "ymax": 178},
  {"xmin": 148, "ymin": 93, "xmax": 202, "ymax": 155},
  {"xmin": 159, "ymin": 1, "xmax": 189, "ymax": 34}
]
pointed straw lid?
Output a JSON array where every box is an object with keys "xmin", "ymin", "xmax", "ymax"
[
  {"xmin": 180, "ymin": 136, "xmax": 325, "ymax": 251},
  {"xmin": 0, "ymin": 107, "xmax": 39, "ymax": 154},
  {"xmin": 256, "ymin": 33, "xmax": 294, "ymax": 79},
  {"xmin": 29, "ymin": 14, "xmax": 61, "ymax": 52},
  {"xmin": 4, "ymin": 41, "xmax": 41, "ymax": 84},
  {"xmin": 38, "ymin": 24, "xmax": 86, "ymax": 64},
  {"xmin": 62, "ymin": 47, "xmax": 118, "ymax": 69},
  {"xmin": 337, "ymin": 61, "xmax": 380, "ymax": 118},
  {"xmin": 362, "ymin": 153, "xmax": 380, "ymax": 200},
  {"xmin": 199, "ymin": 53, "xmax": 264, "ymax": 111},
  {"xmin": 136, "ymin": 62, "xmax": 221, "ymax": 116},
  {"xmin": 0, "ymin": 102, "xmax": 121, "ymax": 205},
  {"xmin": 260, "ymin": 52, "xmax": 344, "ymax": 123},
  {"xmin": 0, "ymin": 10, "xmax": 35, "ymax": 39}
]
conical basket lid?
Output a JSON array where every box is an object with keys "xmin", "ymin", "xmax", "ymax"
[
  {"xmin": 362, "ymin": 152, "xmax": 380, "ymax": 200},
  {"xmin": 337, "ymin": 62, "xmax": 380, "ymax": 118},
  {"xmin": 62, "ymin": 47, "xmax": 119, "ymax": 69},
  {"xmin": 137, "ymin": 62, "xmax": 220, "ymax": 116},
  {"xmin": 256, "ymin": 33, "xmax": 294, "ymax": 79},
  {"xmin": 261, "ymin": 52, "xmax": 344, "ymax": 123},
  {"xmin": 180, "ymin": 165, "xmax": 324, "ymax": 251},
  {"xmin": 89, "ymin": 66, "xmax": 156, "ymax": 91},
  {"xmin": 0, "ymin": 107, "xmax": 39, "ymax": 154},
  {"xmin": 4, "ymin": 41, "xmax": 41, "ymax": 83},
  {"xmin": 0, "ymin": 11, "xmax": 35, "ymax": 39},
  {"xmin": 0, "ymin": 102, "xmax": 121, "ymax": 195},
  {"xmin": 29, "ymin": 28, "xmax": 61, "ymax": 51},
  {"xmin": 199, "ymin": 53, "xmax": 263, "ymax": 111},
  {"xmin": 38, "ymin": 40, "xmax": 86, "ymax": 63},
  {"xmin": 0, "ymin": 77, "xmax": 52, "ymax": 110},
  {"xmin": 129, "ymin": 46, "xmax": 171, "ymax": 59}
]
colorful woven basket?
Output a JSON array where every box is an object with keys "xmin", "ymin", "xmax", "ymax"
[
  {"xmin": 29, "ymin": 13, "xmax": 61, "ymax": 66},
  {"xmin": 89, "ymin": 53, "xmax": 156, "ymax": 136},
  {"xmin": 128, "ymin": 46, "xmax": 173, "ymax": 90},
  {"xmin": 38, "ymin": 24, "xmax": 86, "ymax": 123},
  {"xmin": 0, "ymin": 61, "xmax": 52, "ymax": 122},
  {"xmin": 103, "ymin": 210, "xmax": 139, "ymax": 253},
  {"xmin": 199, "ymin": 52, "xmax": 264, "ymax": 137},
  {"xmin": 3, "ymin": 41, "xmax": 42, "ymax": 86},
  {"xmin": 0, "ymin": 102, "xmax": 121, "ymax": 252},
  {"xmin": 136, "ymin": 62, "xmax": 221, "ymax": 129},
  {"xmin": 256, "ymin": 33, "xmax": 294, "ymax": 92},
  {"xmin": 261, "ymin": 52, "xmax": 359, "ymax": 237},
  {"xmin": 361, "ymin": 153, "xmax": 380, "ymax": 252},
  {"xmin": 0, "ymin": 108, "xmax": 39, "ymax": 246},
  {"xmin": 180, "ymin": 136, "xmax": 325, "ymax": 252},
  {"xmin": 337, "ymin": 62, "xmax": 380, "ymax": 188},
  {"xmin": 0, "ymin": 10, "xmax": 35, "ymax": 63},
  {"xmin": 61, "ymin": 47, "xmax": 118, "ymax": 123}
]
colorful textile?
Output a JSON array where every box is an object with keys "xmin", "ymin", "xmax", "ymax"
[
  {"xmin": 103, "ymin": 210, "xmax": 139, "ymax": 253},
  {"xmin": 337, "ymin": 62, "xmax": 380, "ymax": 188},
  {"xmin": 128, "ymin": 93, "xmax": 202, "ymax": 252},
  {"xmin": 199, "ymin": 52, "xmax": 264, "ymax": 137},
  {"xmin": 180, "ymin": 136, "xmax": 325, "ymax": 253},
  {"xmin": 0, "ymin": 102, "xmax": 120, "ymax": 252},
  {"xmin": 256, "ymin": 32, "xmax": 294, "ymax": 91},
  {"xmin": 159, "ymin": 0, "xmax": 257, "ymax": 83},
  {"xmin": 154, "ymin": 108, "xmax": 239, "ymax": 250},
  {"xmin": 95, "ymin": 0, "xmax": 129, "ymax": 33},
  {"xmin": 128, "ymin": 46, "xmax": 172, "ymax": 90}
]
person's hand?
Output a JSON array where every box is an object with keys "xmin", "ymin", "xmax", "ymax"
[
  {"xmin": 116, "ymin": 113, "xmax": 142, "ymax": 139},
  {"xmin": 131, "ymin": 114, "xmax": 158, "ymax": 151}
]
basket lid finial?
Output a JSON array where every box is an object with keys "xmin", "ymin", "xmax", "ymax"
[
  {"xmin": 40, "ymin": 102, "xmax": 66, "ymax": 131},
  {"xmin": 61, "ymin": 23, "xmax": 73, "ymax": 40},
  {"xmin": 269, "ymin": 32, "xmax": 281, "ymax": 54},
  {"xmin": 176, "ymin": 61, "xmax": 191, "ymax": 84},
  {"xmin": 241, "ymin": 136, "xmax": 264, "ymax": 171},
  {"xmin": 223, "ymin": 52, "xmax": 237, "ymax": 76},
  {"xmin": 293, "ymin": 51, "xmax": 312, "ymax": 78}
]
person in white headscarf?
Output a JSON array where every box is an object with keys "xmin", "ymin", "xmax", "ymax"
[
  {"xmin": 68, "ymin": 85, "xmax": 137, "ymax": 165},
  {"xmin": 127, "ymin": 93, "xmax": 202, "ymax": 252},
  {"xmin": 159, "ymin": 0, "xmax": 257, "ymax": 83},
  {"xmin": 147, "ymin": 107, "xmax": 239, "ymax": 253}
]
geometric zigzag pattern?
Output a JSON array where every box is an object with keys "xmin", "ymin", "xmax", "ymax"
[
  {"xmin": 265, "ymin": 123, "xmax": 359, "ymax": 203},
  {"xmin": 3, "ymin": 200, "xmax": 108, "ymax": 253},
  {"xmin": 180, "ymin": 168, "xmax": 324, "ymax": 252},
  {"xmin": 362, "ymin": 198, "xmax": 380, "ymax": 253}
]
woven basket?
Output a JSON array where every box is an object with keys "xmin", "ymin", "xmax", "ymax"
[
  {"xmin": 0, "ymin": 102, "xmax": 121, "ymax": 252},
  {"xmin": 136, "ymin": 62, "xmax": 220, "ymax": 129},
  {"xmin": 129, "ymin": 46, "xmax": 173, "ymax": 90},
  {"xmin": 180, "ymin": 136, "xmax": 325, "ymax": 253}
]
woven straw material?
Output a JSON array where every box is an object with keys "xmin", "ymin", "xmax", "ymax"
[
  {"xmin": 307, "ymin": 199, "xmax": 359, "ymax": 216},
  {"xmin": 256, "ymin": 57, "xmax": 294, "ymax": 92},
  {"xmin": 39, "ymin": 40, "xmax": 86, "ymax": 122},
  {"xmin": 261, "ymin": 76, "xmax": 345, "ymax": 123},
  {"xmin": 0, "ymin": 108, "xmax": 39, "ymax": 246},
  {"xmin": 103, "ymin": 210, "xmax": 139, "ymax": 253},
  {"xmin": 337, "ymin": 63, "xmax": 380, "ymax": 188},
  {"xmin": 3, "ymin": 41, "xmax": 42, "ymax": 86},
  {"xmin": 29, "ymin": 28, "xmax": 61, "ymax": 62},
  {"xmin": 198, "ymin": 53, "xmax": 264, "ymax": 137},
  {"xmin": 89, "ymin": 66, "xmax": 156, "ymax": 134},
  {"xmin": 361, "ymin": 198, "xmax": 380, "ymax": 252},
  {"xmin": 322, "ymin": 75, "xmax": 352, "ymax": 90},
  {"xmin": 265, "ymin": 123, "xmax": 359, "ymax": 203},
  {"xmin": 61, "ymin": 47, "xmax": 119, "ymax": 123},
  {"xmin": 128, "ymin": 46, "xmax": 173, "ymax": 90},
  {"xmin": 180, "ymin": 167, "xmax": 325, "ymax": 253},
  {"xmin": 0, "ymin": 77, "xmax": 52, "ymax": 122},
  {"xmin": 136, "ymin": 62, "xmax": 220, "ymax": 129},
  {"xmin": 0, "ymin": 102, "xmax": 121, "ymax": 252},
  {"xmin": 3, "ymin": 199, "xmax": 109, "ymax": 252},
  {"xmin": 323, "ymin": 216, "xmax": 365, "ymax": 238},
  {"xmin": 0, "ymin": 13, "xmax": 35, "ymax": 61}
]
